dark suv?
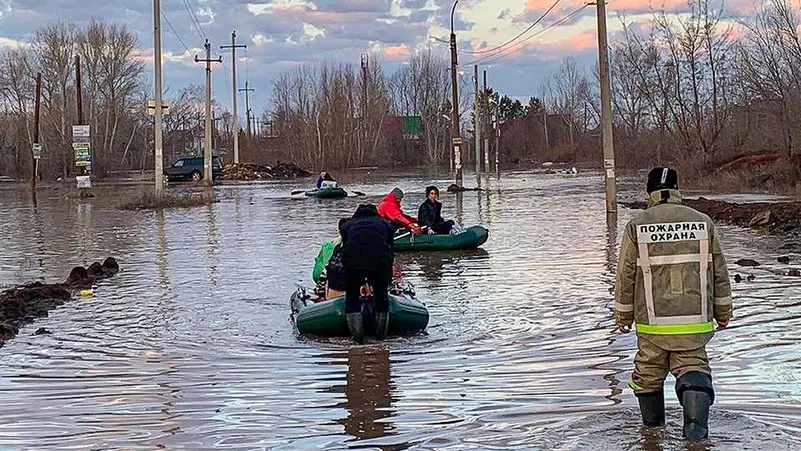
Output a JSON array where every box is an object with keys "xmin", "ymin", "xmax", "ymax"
[{"xmin": 164, "ymin": 156, "xmax": 222, "ymax": 182}]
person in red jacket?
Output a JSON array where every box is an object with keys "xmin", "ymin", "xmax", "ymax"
[{"xmin": 377, "ymin": 188, "xmax": 423, "ymax": 234}]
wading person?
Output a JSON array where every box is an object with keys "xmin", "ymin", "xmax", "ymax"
[
  {"xmin": 417, "ymin": 186, "xmax": 456, "ymax": 234},
  {"xmin": 614, "ymin": 167, "xmax": 733, "ymax": 441},
  {"xmin": 341, "ymin": 204, "xmax": 395, "ymax": 343}
]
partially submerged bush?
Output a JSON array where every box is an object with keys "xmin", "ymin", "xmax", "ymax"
[{"xmin": 119, "ymin": 190, "xmax": 216, "ymax": 210}]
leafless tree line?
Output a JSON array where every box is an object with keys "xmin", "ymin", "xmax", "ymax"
[
  {"xmin": 0, "ymin": 21, "xmax": 236, "ymax": 180},
  {"xmin": 269, "ymin": 50, "xmax": 473, "ymax": 168},
  {"xmin": 493, "ymin": 0, "xmax": 801, "ymax": 171}
]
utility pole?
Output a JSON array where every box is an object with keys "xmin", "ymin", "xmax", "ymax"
[
  {"xmin": 596, "ymin": 0, "xmax": 617, "ymax": 213},
  {"xmin": 494, "ymin": 110, "xmax": 500, "ymax": 179},
  {"xmin": 153, "ymin": 0, "xmax": 165, "ymax": 199},
  {"xmin": 75, "ymin": 55, "xmax": 85, "ymax": 179},
  {"xmin": 239, "ymin": 81, "xmax": 254, "ymax": 141},
  {"xmin": 474, "ymin": 64, "xmax": 481, "ymax": 184},
  {"xmin": 361, "ymin": 53, "xmax": 369, "ymax": 163},
  {"xmin": 31, "ymin": 72, "xmax": 41, "ymax": 191},
  {"xmin": 449, "ymin": 0, "xmax": 462, "ymax": 188},
  {"xmin": 220, "ymin": 31, "xmax": 246, "ymax": 165},
  {"xmin": 195, "ymin": 39, "xmax": 222, "ymax": 186},
  {"xmin": 483, "ymin": 70, "xmax": 489, "ymax": 175},
  {"xmin": 543, "ymin": 103, "xmax": 550, "ymax": 150}
]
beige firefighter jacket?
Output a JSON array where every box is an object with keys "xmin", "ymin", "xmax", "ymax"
[{"xmin": 614, "ymin": 189, "xmax": 733, "ymax": 351}]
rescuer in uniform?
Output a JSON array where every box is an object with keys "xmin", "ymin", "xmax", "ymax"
[{"xmin": 614, "ymin": 167, "xmax": 733, "ymax": 441}]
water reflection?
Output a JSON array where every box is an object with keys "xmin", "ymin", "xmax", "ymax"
[
  {"xmin": 400, "ymin": 249, "xmax": 490, "ymax": 283},
  {"xmin": 336, "ymin": 346, "xmax": 396, "ymax": 442},
  {"xmin": 0, "ymin": 173, "xmax": 800, "ymax": 449}
]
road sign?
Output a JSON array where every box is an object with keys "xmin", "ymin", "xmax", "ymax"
[
  {"xmin": 72, "ymin": 125, "xmax": 90, "ymax": 143},
  {"xmin": 32, "ymin": 143, "xmax": 41, "ymax": 159},
  {"xmin": 452, "ymin": 137, "xmax": 463, "ymax": 145},
  {"xmin": 147, "ymin": 100, "xmax": 170, "ymax": 116},
  {"xmin": 76, "ymin": 175, "xmax": 92, "ymax": 188}
]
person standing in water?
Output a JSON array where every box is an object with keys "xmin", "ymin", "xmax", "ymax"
[
  {"xmin": 340, "ymin": 204, "xmax": 395, "ymax": 343},
  {"xmin": 614, "ymin": 167, "xmax": 733, "ymax": 441}
]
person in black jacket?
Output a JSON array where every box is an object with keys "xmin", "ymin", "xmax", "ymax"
[
  {"xmin": 340, "ymin": 203, "xmax": 395, "ymax": 342},
  {"xmin": 417, "ymin": 186, "xmax": 455, "ymax": 234}
]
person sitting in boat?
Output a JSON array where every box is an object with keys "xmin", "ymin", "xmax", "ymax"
[
  {"xmin": 341, "ymin": 204, "xmax": 395, "ymax": 343},
  {"xmin": 417, "ymin": 185, "xmax": 456, "ymax": 234},
  {"xmin": 312, "ymin": 218, "xmax": 349, "ymax": 301},
  {"xmin": 377, "ymin": 188, "xmax": 422, "ymax": 234},
  {"xmin": 316, "ymin": 171, "xmax": 338, "ymax": 189}
]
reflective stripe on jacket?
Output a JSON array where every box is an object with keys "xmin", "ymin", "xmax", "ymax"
[{"xmin": 614, "ymin": 189, "xmax": 733, "ymax": 351}]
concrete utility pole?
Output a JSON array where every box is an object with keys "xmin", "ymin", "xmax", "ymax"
[
  {"xmin": 220, "ymin": 31, "xmax": 246, "ymax": 165},
  {"xmin": 494, "ymin": 110, "xmax": 500, "ymax": 179},
  {"xmin": 239, "ymin": 81, "xmax": 254, "ymax": 140},
  {"xmin": 75, "ymin": 55, "xmax": 87, "ymax": 180},
  {"xmin": 596, "ymin": 0, "xmax": 617, "ymax": 213},
  {"xmin": 31, "ymin": 72, "xmax": 41, "ymax": 191},
  {"xmin": 195, "ymin": 39, "xmax": 222, "ymax": 186},
  {"xmin": 449, "ymin": 0, "xmax": 462, "ymax": 188},
  {"xmin": 483, "ymin": 70, "xmax": 489, "ymax": 174},
  {"xmin": 153, "ymin": 0, "xmax": 165, "ymax": 199},
  {"xmin": 474, "ymin": 64, "xmax": 481, "ymax": 184}
]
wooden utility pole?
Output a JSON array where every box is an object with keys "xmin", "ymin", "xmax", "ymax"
[
  {"xmin": 153, "ymin": 0, "xmax": 165, "ymax": 199},
  {"xmin": 220, "ymin": 31, "xmax": 246, "ymax": 165},
  {"xmin": 449, "ymin": 0, "xmax": 462, "ymax": 188},
  {"xmin": 596, "ymin": 0, "xmax": 617, "ymax": 213},
  {"xmin": 31, "ymin": 72, "xmax": 41, "ymax": 191},
  {"xmin": 239, "ymin": 81, "xmax": 254, "ymax": 140},
  {"xmin": 195, "ymin": 39, "xmax": 222, "ymax": 186}
]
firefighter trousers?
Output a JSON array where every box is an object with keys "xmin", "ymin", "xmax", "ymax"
[{"xmin": 629, "ymin": 336, "xmax": 711, "ymax": 394}]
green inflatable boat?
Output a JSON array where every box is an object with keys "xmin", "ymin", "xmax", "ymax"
[
  {"xmin": 291, "ymin": 284, "xmax": 429, "ymax": 337},
  {"xmin": 304, "ymin": 186, "xmax": 348, "ymax": 199},
  {"xmin": 393, "ymin": 225, "xmax": 489, "ymax": 252}
]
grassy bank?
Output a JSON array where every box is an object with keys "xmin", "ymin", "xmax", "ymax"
[{"xmin": 119, "ymin": 190, "xmax": 216, "ymax": 210}]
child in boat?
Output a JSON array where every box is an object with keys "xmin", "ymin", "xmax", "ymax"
[{"xmin": 312, "ymin": 218, "xmax": 348, "ymax": 301}]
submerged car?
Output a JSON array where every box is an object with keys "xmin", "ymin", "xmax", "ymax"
[{"xmin": 164, "ymin": 156, "xmax": 222, "ymax": 182}]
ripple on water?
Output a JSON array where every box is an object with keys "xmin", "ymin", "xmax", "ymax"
[{"xmin": 0, "ymin": 172, "xmax": 799, "ymax": 449}]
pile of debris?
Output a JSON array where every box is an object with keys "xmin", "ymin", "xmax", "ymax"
[
  {"xmin": 221, "ymin": 162, "xmax": 311, "ymax": 180},
  {"xmin": 0, "ymin": 257, "xmax": 119, "ymax": 346},
  {"xmin": 622, "ymin": 197, "xmax": 801, "ymax": 249}
]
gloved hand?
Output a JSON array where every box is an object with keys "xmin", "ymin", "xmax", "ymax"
[{"xmin": 410, "ymin": 223, "xmax": 423, "ymax": 235}]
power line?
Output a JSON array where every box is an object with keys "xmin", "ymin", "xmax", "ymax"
[
  {"xmin": 465, "ymin": 5, "xmax": 590, "ymax": 66},
  {"xmin": 161, "ymin": 10, "xmax": 191, "ymax": 54},
  {"xmin": 460, "ymin": 0, "xmax": 563, "ymax": 55},
  {"xmin": 182, "ymin": 0, "xmax": 206, "ymax": 41}
]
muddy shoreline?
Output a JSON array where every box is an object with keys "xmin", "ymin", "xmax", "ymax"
[
  {"xmin": 621, "ymin": 197, "xmax": 801, "ymax": 250},
  {"xmin": 0, "ymin": 258, "xmax": 119, "ymax": 347}
]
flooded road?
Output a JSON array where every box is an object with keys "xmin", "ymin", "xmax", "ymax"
[{"xmin": 0, "ymin": 170, "xmax": 800, "ymax": 450}]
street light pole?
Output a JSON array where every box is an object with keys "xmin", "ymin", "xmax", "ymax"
[{"xmin": 449, "ymin": 0, "xmax": 462, "ymax": 188}]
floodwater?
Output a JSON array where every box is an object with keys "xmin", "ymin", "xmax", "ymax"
[{"xmin": 0, "ymin": 170, "xmax": 800, "ymax": 450}]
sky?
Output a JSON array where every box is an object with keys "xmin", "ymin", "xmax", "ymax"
[{"xmin": 0, "ymin": 0, "xmax": 745, "ymax": 118}]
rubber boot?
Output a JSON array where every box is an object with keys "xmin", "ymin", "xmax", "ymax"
[
  {"xmin": 375, "ymin": 312, "xmax": 389, "ymax": 341},
  {"xmin": 346, "ymin": 313, "xmax": 364, "ymax": 344},
  {"xmin": 682, "ymin": 390, "xmax": 711, "ymax": 441},
  {"xmin": 676, "ymin": 371, "xmax": 714, "ymax": 441},
  {"xmin": 636, "ymin": 391, "xmax": 665, "ymax": 427}
]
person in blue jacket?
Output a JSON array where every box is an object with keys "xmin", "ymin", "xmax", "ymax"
[{"xmin": 316, "ymin": 171, "xmax": 336, "ymax": 189}]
